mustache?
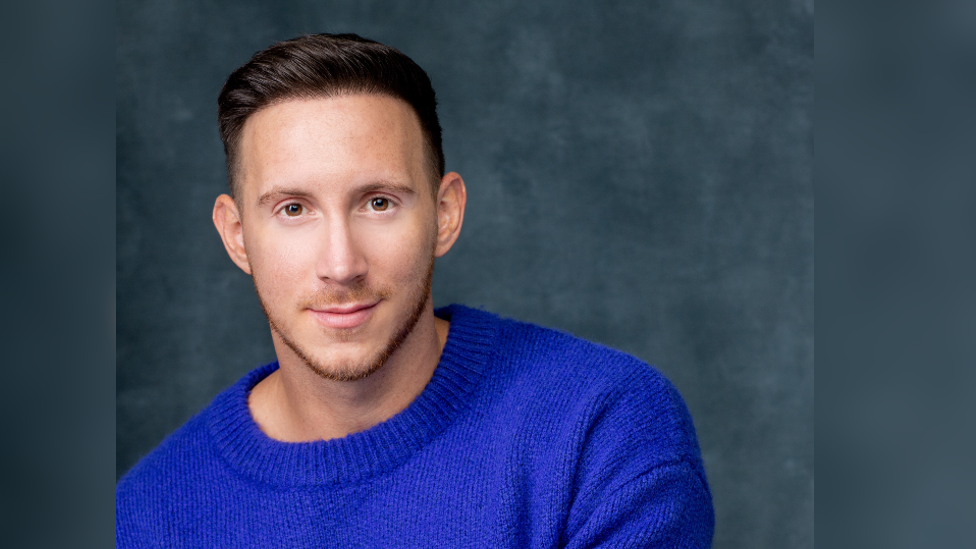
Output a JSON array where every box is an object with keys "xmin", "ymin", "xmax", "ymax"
[{"xmin": 297, "ymin": 281, "xmax": 393, "ymax": 309}]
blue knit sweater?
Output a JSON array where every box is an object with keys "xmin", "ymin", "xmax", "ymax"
[{"xmin": 117, "ymin": 305, "xmax": 714, "ymax": 548}]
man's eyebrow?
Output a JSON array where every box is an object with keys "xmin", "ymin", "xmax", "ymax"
[
  {"xmin": 256, "ymin": 182, "xmax": 418, "ymax": 207},
  {"xmin": 357, "ymin": 181, "xmax": 418, "ymax": 196},
  {"xmin": 256, "ymin": 187, "xmax": 314, "ymax": 207}
]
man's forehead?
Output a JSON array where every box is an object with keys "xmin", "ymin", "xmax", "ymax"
[{"xmin": 237, "ymin": 94, "xmax": 428, "ymax": 200}]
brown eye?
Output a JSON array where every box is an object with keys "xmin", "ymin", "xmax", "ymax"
[
  {"xmin": 370, "ymin": 197, "xmax": 389, "ymax": 211},
  {"xmin": 284, "ymin": 203, "xmax": 303, "ymax": 216}
]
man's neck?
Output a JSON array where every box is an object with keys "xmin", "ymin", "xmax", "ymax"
[{"xmin": 248, "ymin": 308, "xmax": 450, "ymax": 442}]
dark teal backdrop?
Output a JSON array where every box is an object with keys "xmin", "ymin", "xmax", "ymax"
[{"xmin": 117, "ymin": 1, "xmax": 813, "ymax": 547}]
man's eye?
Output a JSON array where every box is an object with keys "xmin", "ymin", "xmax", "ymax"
[
  {"xmin": 283, "ymin": 203, "xmax": 303, "ymax": 216},
  {"xmin": 370, "ymin": 197, "xmax": 390, "ymax": 211}
]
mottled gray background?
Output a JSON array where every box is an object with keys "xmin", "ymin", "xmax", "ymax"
[{"xmin": 117, "ymin": 1, "xmax": 813, "ymax": 547}]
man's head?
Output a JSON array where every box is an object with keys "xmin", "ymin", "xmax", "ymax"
[
  {"xmin": 212, "ymin": 36, "xmax": 465, "ymax": 383},
  {"xmin": 217, "ymin": 33, "xmax": 445, "ymax": 201}
]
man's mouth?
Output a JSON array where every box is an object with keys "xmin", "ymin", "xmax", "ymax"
[{"xmin": 308, "ymin": 301, "xmax": 379, "ymax": 330}]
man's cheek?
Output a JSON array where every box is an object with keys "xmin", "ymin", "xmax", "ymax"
[
  {"xmin": 252, "ymin": 245, "xmax": 307, "ymax": 296},
  {"xmin": 367, "ymin": 222, "xmax": 431, "ymax": 270}
]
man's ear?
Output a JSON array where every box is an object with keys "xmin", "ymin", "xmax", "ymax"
[
  {"xmin": 434, "ymin": 172, "xmax": 467, "ymax": 258},
  {"xmin": 213, "ymin": 194, "xmax": 252, "ymax": 275}
]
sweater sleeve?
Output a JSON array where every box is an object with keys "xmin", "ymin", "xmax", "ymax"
[{"xmin": 563, "ymin": 459, "xmax": 714, "ymax": 549}]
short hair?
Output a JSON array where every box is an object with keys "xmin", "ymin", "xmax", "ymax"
[{"xmin": 217, "ymin": 33, "xmax": 444, "ymax": 199}]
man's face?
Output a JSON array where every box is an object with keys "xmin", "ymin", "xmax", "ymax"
[{"xmin": 231, "ymin": 94, "xmax": 439, "ymax": 381}]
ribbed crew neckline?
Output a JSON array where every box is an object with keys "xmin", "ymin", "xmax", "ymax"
[{"xmin": 206, "ymin": 305, "xmax": 498, "ymax": 488}]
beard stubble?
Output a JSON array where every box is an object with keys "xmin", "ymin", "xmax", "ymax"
[{"xmin": 255, "ymin": 253, "xmax": 435, "ymax": 383}]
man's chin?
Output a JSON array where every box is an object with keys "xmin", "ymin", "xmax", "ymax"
[
  {"xmin": 282, "ymin": 338, "xmax": 391, "ymax": 382},
  {"xmin": 303, "ymin": 355, "xmax": 385, "ymax": 383}
]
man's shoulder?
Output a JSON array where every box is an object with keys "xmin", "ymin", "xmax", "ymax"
[
  {"xmin": 116, "ymin": 402, "xmax": 214, "ymax": 496},
  {"xmin": 115, "ymin": 366, "xmax": 268, "ymax": 542},
  {"xmin": 468, "ymin": 306, "xmax": 676, "ymax": 395},
  {"xmin": 116, "ymin": 405, "xmax": 213, "ymax": 543},
  {"xmin": 448, "ymin": 305, "xmax": 693, "ymax": 435},
  {"xmin": 451, "ymin": 306, "xmax": 711, "ymax": 517},
  {"xmin": 116, "ymin": 365, "xmax": 265, "ymax": 500}
]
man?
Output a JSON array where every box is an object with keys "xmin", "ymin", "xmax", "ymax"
[{"xmin": 116, "ymin": 33, "xmax": 714, "ymax": 547}]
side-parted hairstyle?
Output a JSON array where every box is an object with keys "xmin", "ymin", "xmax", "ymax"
[{"xmin": 217, "ymin": 33, "xmax": 444, "ymax": 199}]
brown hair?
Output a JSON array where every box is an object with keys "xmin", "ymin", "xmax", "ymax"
[{"xmin": 217, "ymin": 33, "xmax": 444, "ymax": 198}]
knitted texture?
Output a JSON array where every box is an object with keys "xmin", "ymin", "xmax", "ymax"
[{"xmin": 117, "ymin": 305, "xmax": 714, "ymax": 548}]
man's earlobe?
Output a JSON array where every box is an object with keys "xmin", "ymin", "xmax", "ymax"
[
  {"xmin": 434, "ymin": 172, "xmax": 467, "ymax": 258},
  {"xmin": 213, "ymin": 194, "xmax": 253, "ymax": 275}
]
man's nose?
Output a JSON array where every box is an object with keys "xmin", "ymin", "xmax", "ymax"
[{"xmin": 316, "ymin": 217, "xmax": 368, "ymax": 285}]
